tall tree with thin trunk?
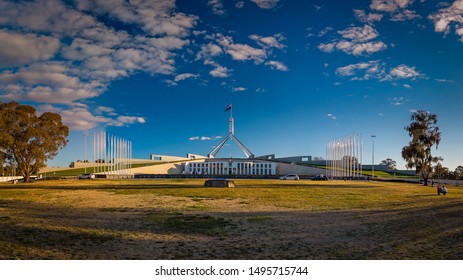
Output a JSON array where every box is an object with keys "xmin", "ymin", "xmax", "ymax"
[
  {"xmin": 401, "ymin": 110, "xmax": 441, "ymax": 186},
  {"xmin": 0, "ymin": 101, "xmax": 69, "ymax": 182}
]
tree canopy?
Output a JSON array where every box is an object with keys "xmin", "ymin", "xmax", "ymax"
[
  {"xmin": 0, "ymin": 101, "xmax": 69, "ymax": 182},
  {"xmin": 401, "ymin": 110, "xmax": 441, "ymax": 186},
  {"xmin": 380, "ymin": 158, "xmax": 397, "ymax": 170}
]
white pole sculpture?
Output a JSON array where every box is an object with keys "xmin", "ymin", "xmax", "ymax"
[{"xmin": 326, "ymin": 133, "xmax": 363, "ymax": 180}]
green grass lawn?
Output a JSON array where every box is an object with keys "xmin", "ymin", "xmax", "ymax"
[
  {"xmin": 39, "ymin": 162, "xmax": 166, "ymax": 176},
  {"xmin": 1, "ymin": 179, "xmax": 462, "ymax": 259}
]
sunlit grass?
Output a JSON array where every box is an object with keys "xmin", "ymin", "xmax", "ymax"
[{"xmin": 1, "ymin": 179, "xmax": 457, "ymax": 211}]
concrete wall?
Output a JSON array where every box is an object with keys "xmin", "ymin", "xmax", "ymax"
[
  {"xmin": 150, "ymin": 154, "xmax": 191, "ymax": 161},
  {"xmin": 69, "ymin": 162, "xmax": 108, "ymax": 168},
  {"xmin": 70, "ymin": 159, "xmax": 163, "ymax": 168},
  {"xmin": 0, "ymin": 176, "xmax": 23, "ymax": 182},
  {"xmin": 186, "ymin": 154, "xmax": 208, "ymax": 160},
  {"xmin": 274, "ymin": 155, "xmax": 313, "ymax": 163},
  {"xmin": 276, "ymin": 162, "xmax": 326, "ymax": 176},
  {"xmin": 131, "ymin": 162, "xmax": 187, "ymax": 174},
  {"xmin": 150, "ymin": 154, "xmax": 207, "ymax": 161},
  {"xmin": 362, "ymin": 165, "xmax": 416, "ymax": 175},
  {"xmin": 40, "ymin": 167, "xmax": 76, "ymax": 173}
]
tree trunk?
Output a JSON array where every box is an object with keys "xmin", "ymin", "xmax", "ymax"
[
  {"xmin": 422, "ymin": 170, "xmax": 429, "ymax": 186},
  {"xmin": 24, "ymin": 173, "xmax": 31, "ymax": 183}
]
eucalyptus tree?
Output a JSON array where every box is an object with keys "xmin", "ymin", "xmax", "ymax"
[
  {"xmin": 401, "ymin": 110, "xmax": 441, "ymax": 186},
  {"xmin": 380, "ymin": 158, "xmax": 397, "ymax": 170},
  {"xmin": 0, "ymin": 101, "xmax": 68, "ymax": 182}
]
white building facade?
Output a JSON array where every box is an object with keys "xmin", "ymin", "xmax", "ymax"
[{"xmin": 185, "ymin": 159, "xmax": 276, "ymax": 175}]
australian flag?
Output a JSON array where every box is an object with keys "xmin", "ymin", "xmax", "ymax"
[{"xmin": 224, "ymin": 104, "xmax": 232, "ymax": 112}]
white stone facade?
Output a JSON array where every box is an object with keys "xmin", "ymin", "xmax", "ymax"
[{"xmin": 185, "ymin": 160, "xmax": 276, "ymax": 175}]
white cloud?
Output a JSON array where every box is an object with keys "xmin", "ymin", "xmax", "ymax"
[
  {"xmin": 265, "ymin": 60, "xmax": 289, "ymax": 71},
  {"xmin": 0, "ymin": 30, "xmax": 60, "ymax": 67},
  {"xmin": 37, "ymin": 103, "xmax": 145, "ymax": 131},
  {"xmin": 249, "ymin": 33, "xmax": 286, "ymax": 50},
  {"xmin": 174, "ymin": 73, "xmax": 199, "ymax": 82},
  {"xmin": 0, "ymin": 0, "xmax": 196, "ymax": 130},
  {"xmin": 385, "ymin": 64, "xmax": 423, "ymax": 80},
  {"xmin": 109, "ymin": 116, "xmax": 146, "ymax": 127},
  {"xmin": 61, "ymin": 38, "xmax": 114, "ymax": 61},
  {"xmin": 189, "ymin": 136, "xmax": 221, "ymax": 141},
  {"xmin": 0, "ymin": 62, "xmax": 105, "ymax": 103},
  {"xmin": 0, "ymin": 0, "xmax": 98, "ymax": 35},
  {"xmin": 335, "ymin": 61, "xmax": 425, "ymax": 81},
  {"xmin": 339, "ymin": 25, "xmax": 380, "ymax": 42},
  {"xmin": 370, "ymin": 0, "xmax": 420, "ymax": 21},
  {"xmin": 166, "ymin": 73, "xmax": 199, "ymax": 86},
  {"xmin": 318, "ymin": 43, "xmax": 336, "ymax": 53},
  {"xmin": 250, "ymin": 0, "xmax": 280, "ymax": 9},
  {"xmin": 435, "ymin": 78, "xmax": 454, "ymax": 83},
  {"xmin": 337, "ymin": 41, "xmax": 388, "ymax": 56},
  {"xmin": 95, "ymin": 106, "xmax": 117, "ymax": 116},
  {"xmin": 225, "ymin": 43, "xmax": 267, "ymax": 63},
  {"xmin": 75, "ymin": 0, "xmax": 197, "ymax": 37},
  {"xmin": 232, "ymin": 87, "xmax": 247, "ymax": 92},
  {"xmin": 370, "ymin": 0, "xmax": 413, "ymax": 13},
  {"xmin": 389, "ymin": 96, "xmax": 408, "ymax": 106},
  {"xmin": 429, "ymin": 0, "xmax": 463, "ymax": 41},
  {"xmin": 390, "ymin": 9, "xmax": 420, "ymax": 21},
  {"xmin": 209, "ymin": 64, "xmax": 231, "ymax": 78},
  {"xmin": 354, "ymin": 9, "xmax": 383, "ymax": 25},
  {"xmin": 38, "ymin": 104, "xmax": 109, "ymax": 131},
  {"xmin": 319, "ymin": 25, "xmax": 387, "ymax": 56},
  {"xmin": 318, "ymin": 27, "xmax": 333, "ymax": 37},
  {"xmin": 236, "ymin": 1, "xmax": 245, "ymax": 8},
  {"xmin": 208, "ymin": 0, "xmax": 225, "ymax": 15},
  {"xmin": 336, "ymin": 61, "xmax": 383, "ymax": 78},
  {"xmin": 327, "ymin": 113, "xmax": 337, "ymax": 120},
  {"xmin": 403, "ymin": 83, "xmax": 412, "ymax": 88},
  {"xmin": 209, "ymin": 34, "xmax": 267, "ymax": 63},
  {"xmin": 197, "ymin": 33, "xmax": 288, "ymax": 75},
  {"xmin": 196, "ymin": 43, "xmax": 223, "ymax": 61}
]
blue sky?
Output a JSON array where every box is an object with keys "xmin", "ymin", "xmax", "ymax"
[{"xmin": 1, "ymin": 0, "xmax": 463, "ymax": 170}]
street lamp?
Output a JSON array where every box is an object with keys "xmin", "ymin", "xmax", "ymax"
[
  {"xmin": 83, "ymin": 132, "xmax": 88, "ymax": 173},
  {"xmin": 371, "ymin": 135, "xmax": 376, "ymax": 178}
]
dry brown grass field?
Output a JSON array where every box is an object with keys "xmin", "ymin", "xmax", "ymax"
[{"xmin": 0, "ymin": 179, "xmax": 462, "ymax": 259}]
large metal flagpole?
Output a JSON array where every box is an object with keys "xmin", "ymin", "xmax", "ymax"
[
  {"xmin": 230, "ymin": 105, "xmax": 234, "ymax": 135},
  {"xmin": 208, "ymin": 104, "xmax": 254, "ymax": 158}
]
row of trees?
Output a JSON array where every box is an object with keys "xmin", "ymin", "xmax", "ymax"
[
  {"xmin": 380, "ymin": 156, "xmax": 463, "ymax": 180},
  {"xmin": 433, "ymin": 164, "xmax": 463, "ymax": 180},
  {"xmin": 0, "ymin": 101, "xmax": 69, "ymax": 182}
]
